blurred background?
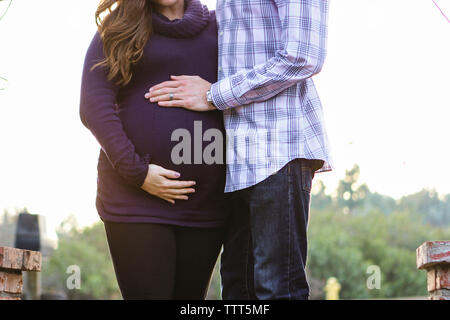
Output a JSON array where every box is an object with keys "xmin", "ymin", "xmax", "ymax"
[{"xmin": 0, "ymin": 0, "xmax": 449, "ymax": 299}]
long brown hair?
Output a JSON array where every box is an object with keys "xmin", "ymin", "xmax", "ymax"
[{"xmin": 92, "ymin": 0, "xmax": 153, "ymax": 87}]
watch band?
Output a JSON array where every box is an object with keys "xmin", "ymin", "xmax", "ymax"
[{"xmin": 206, "ymin": 90, "xmax": 214, "ymax": 106}]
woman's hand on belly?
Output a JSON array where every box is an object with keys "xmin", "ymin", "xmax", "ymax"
[{"xmin": 140, "ymin": 164, "xmax": 196, "ymax": 204}]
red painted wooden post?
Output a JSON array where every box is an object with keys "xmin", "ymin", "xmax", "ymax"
[
  {"xmin": 416, "ymin": 241, "xmax": 450, "ymax": 300},
  {"xmin": 0, "ymin": 246, "xmax": 42, "ymax": 300}
]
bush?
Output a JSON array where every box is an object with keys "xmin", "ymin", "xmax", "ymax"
[
  {"xmin": 42, "ymin": 216, "xmax": 121, "ymax": 299},
  {"xmin": 307, "ymin": 209, "xmax": 448, "ymax": 299}
]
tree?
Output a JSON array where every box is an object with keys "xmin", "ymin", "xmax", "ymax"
[
  {"xmin": 311, "ymin": 180, "xmax": 333, "ymax": 211},
  {"xmin": 336, "ymin": 164, "xmax": 369, "ymax": 214},
  {"xmin": 42, "ymin": 216, "xmax": 222, "ymax": 300},
  {"xmin": 39, "ymin": 163, "xmax": 450, "ymax": 299},
  {"xmin": 308, "ymin": 210, "xmax": 371, "ymax": 299},
  {"xmin": 398, "ymin": 189, "xmax": 450, "ymax": 227},
  {"xmin": 42, "ymin": 216, "xmax": 121, "ymax": 299},
  {"xmin": 307, "ymin": 208, "xmax": 449, "ymax": 299}
]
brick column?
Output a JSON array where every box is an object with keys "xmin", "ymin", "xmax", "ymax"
[
  {"xmin": 0, "ymin": 246, "xmax": 42, "ymax": 300},
  {"xmin": 416, "ymin": 241, "xmax": 450, "ymax": 300}
]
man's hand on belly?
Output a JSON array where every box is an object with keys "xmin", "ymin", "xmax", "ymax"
[
  {"xmin": 140, "ymin": 164, "xmax": 196, "ymax": 204},
  {"xmin": 144, "ymin": 75, "xmax": 216, "ymax": 112}
]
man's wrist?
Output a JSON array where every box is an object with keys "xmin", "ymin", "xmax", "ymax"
[
  {"xmin": 209, "ymin": 78, "xmax": 241, "ymax": 110},
  {"xmin": 206, "ymin": 89, "xmax": 215, "ymax": 108}
]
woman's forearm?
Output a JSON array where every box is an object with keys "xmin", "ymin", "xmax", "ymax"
[{"xmin": 79, "ymin": 32, "xmax": 150, "ymax": 188}]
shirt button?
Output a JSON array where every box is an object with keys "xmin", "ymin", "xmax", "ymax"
[{"xmin": 219, "ymin": 31, "xmax": 224, "ymax": 36}]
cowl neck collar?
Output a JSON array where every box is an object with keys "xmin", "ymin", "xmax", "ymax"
[{"xmin": 152, "ymin": 0, "xmax": 210, "ymax": 38}]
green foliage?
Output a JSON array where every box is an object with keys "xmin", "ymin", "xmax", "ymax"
[
  {"xmin": 307, "ymin": 209, "xmax": 448, "ymax": 299},
  {"xmin": 308, "ymin": 210, "xmax": 371, "ymax": 299},
  {"xmin": 43, "ymin": 215, "xmax": 221, "ymax": 300},
  {"xmin": 39, "ymin": 163, "xmax": 450, "ymax": 299},
  {"xmin": 42, "ymin": 216, "xmax": 121, "ymax": 300},
  {"xmin": 313, "ymin": 164, "xmax": 450, "ymax": 227},
  {"xmin": 336, "ymin": 164, "xmax": 369, "ymax": 214},
  {"xmin": 310, "ymin": 180, "xmax": 333, "ymax": 211},
  {"xmin": 308, "ymin": 164, "xmax": 449, "ymax": 298},
  {"xmin": 398, "ymin": 189, "xmax": 450, "ymax": 226},
  {"xmin": 206, "ymin": 258, "xmax": 222, "ymax": 300}
]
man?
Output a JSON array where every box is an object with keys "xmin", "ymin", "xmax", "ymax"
[{"xmin": 145, "ymin": 0, "xmax": 332, "ymax": 300}]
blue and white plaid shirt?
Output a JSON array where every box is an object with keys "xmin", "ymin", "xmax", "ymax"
[{"xmin": 210, "ymin": 0, "xmax": 333, "ymax": 193}]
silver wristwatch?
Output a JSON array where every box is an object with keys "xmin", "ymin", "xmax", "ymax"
[{"xmin": 206, "ymin": 90, "xmax": 214, "ymax": 106}]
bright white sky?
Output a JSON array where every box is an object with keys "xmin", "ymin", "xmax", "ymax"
[{"xmin": 0, "ymin": 0, "xmax": 449, "ymax": 239}]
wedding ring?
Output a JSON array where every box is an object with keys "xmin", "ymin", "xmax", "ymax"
[{"xmin": 169, "ymin": 92, "xmax": 174, "ymax": 101}]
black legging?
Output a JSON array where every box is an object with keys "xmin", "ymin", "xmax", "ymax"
[{"xmin": 103, "ymin": 220, "xmax": 224, "ymax": 300}]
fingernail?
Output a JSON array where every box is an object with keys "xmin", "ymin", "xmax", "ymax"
[
  {"xmin": 175, "ymin": 172, "xmax": 180, "ymax": 178},
  {"xmin": 144, "ymin": 93, "xmax": 149, "ymax": 99},
  {"xmin": 150, "ymin": 98, "xmax": 155, "ymax": 102}
]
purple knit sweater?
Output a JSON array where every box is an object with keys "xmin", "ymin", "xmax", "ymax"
[{"xmin": 79, "ymin": 0, "xmax": 228, "ymax": 227}]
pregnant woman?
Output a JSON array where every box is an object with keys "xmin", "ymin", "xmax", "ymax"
[{"xmin": 79, "ymin": 0, "xmax": 228, "ymax": 299}]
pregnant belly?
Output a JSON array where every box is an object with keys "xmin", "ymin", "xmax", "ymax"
[{"xmin": 117, "ymin": 102, "xmax": 226, "ymax": 200}]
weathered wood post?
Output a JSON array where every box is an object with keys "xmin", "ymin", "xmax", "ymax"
[
  {"xmin": 416, "ymin": 241, "xmax": 450, "ymax": 300},
  {"xmin": 0, "ymin": 246, "xmax": 42, "ymax": 300}
]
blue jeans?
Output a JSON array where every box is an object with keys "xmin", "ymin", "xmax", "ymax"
[{"xmin": 220, "ymin": 158, "xmax": 322, "ymax": 300}]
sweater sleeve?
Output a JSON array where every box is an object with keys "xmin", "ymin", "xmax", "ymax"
[{"xmin": 79, "ymin": 32, "xmax": 150, "ymax": 188}]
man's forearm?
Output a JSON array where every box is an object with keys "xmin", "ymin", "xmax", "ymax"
[{"xmin": 210, "ymin": 0, "xmax": 329, "ymax": 110}]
